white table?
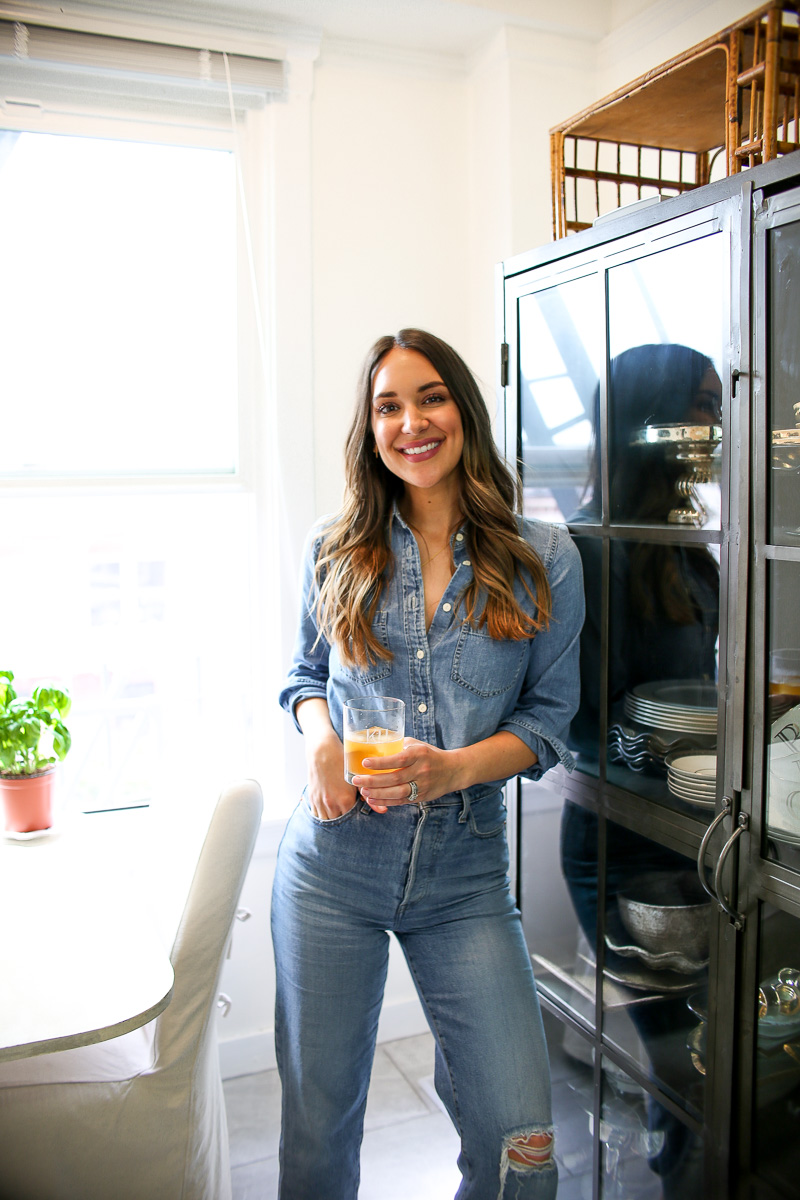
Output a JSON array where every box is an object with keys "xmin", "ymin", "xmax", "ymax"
[{"xmin": 0, "ymin": 804, "xmax": 209, "ymax": 1063}]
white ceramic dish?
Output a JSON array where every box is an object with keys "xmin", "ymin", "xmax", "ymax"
[{"xmin": 667, "ymin": 752, "xmax": 718, "ymax": 776}]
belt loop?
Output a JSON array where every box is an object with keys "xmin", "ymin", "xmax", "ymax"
[{"xmin": 458, "ymin": 790, "xmax": 472, "ymax": 824}]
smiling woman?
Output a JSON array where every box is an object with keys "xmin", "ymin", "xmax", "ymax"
[{"xmin": 273, "ymin": 327, "xmax": 585, "ymax": 1198}]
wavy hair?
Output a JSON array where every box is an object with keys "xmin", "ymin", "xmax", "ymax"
[{"xmin": 314, "ymin": 329, "xmax": 551, "ymax": 668}]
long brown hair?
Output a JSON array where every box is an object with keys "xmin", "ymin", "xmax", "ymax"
[{"xmin": 315, "ymin": 329, "xmax": 551, "ymax": 668}]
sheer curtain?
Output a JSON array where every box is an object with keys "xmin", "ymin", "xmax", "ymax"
[{"xmin": 0, "ymin": 14, "xmax": 287, "ymax": 817}]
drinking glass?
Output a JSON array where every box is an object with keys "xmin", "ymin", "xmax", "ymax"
[{"xmin": 343, "ymin": 697, "xmax": 405, "ymax": 784}]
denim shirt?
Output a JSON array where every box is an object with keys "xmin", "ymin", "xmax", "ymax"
[{"xmin": 279, "ymin": 508, "xmax": 585, "ymax": 802}]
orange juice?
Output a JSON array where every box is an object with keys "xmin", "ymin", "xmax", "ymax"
[
  {"xmin": 344, "ymin": 727, "xmax": 404, "ymax": 782},
  {"xmin": 770, "ymin": 680, "xmax": 800, "ymax": 697}
]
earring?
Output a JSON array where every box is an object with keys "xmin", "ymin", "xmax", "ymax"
[{"xmin": 373, "ymin": 445, "xmax": 379, "ymax": 458}]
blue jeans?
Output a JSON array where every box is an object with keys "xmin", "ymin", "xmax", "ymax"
[{"xmin": 271, "ymin": 790, "xmax": 557, "ymax": 1200}]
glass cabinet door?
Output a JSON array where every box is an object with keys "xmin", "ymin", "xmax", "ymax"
[
  {"xmin": 766, "ymin": 206, "xmax": 800, "ymax": 546},
  {"xmin": 517, "ymin": 221, "xmax": 731, "ymax": 820},
  {"xmin": 764, "ymin": 561, "xmax": 800, "ymax": 869},
  {"xmin": 516, "ymin": 272, "xmax": 604, "ymax": 524},
  {"xmin": 606, "ymin": 235, "xmax": 724, "ymax": 532},
  {"xmin": 736, "ymin": 185, "xmax": 800, "ymax": 1200},
  {"xmin": 749, "ymin": 905, "xmax": 800, "ymax": 1196},
  {"xmin": 506, "ymin": 158, "xmax": 800, "ymax": 1200}
]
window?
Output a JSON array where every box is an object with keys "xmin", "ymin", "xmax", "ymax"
[{"xmin": 0, "ymin": 19, "xmax": 286, "ymax": 817}]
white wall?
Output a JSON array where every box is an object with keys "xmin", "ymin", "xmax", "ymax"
[
  {"xmin": 5, "ymin": 0, "xmax": 768, "ymax": 1076},
  {"xmin": 310, "ymin": 48, "xmax": 471, "ymax": 516},
  {"xmin": 600, "ymin": 0, "xmax": 761, "ymax": 96}
]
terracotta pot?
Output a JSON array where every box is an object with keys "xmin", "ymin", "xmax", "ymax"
[{"xmin": 0, "ymin": 770, "xmax": 56, "ymax": 834}]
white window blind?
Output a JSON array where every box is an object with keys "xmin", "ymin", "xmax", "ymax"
[{"xmin": 0, "ymin": 18, "xmax": 286, "ymax": 117}]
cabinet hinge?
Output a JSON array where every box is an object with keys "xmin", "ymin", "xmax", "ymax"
[{"xmin": 500, "ymin": 342, "xmax": 509, "ymax": 388}]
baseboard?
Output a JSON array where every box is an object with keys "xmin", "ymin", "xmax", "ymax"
[{"xmin": 219, "ymin": 996, "xmax": 430, "ymax": 1080}]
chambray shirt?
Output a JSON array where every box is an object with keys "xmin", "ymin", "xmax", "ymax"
[{"xmin": 279, "ymin": 508, "xmax": 585, "ymax": 802}]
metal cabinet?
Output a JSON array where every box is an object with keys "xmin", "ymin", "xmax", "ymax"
[{"xmin": 498, "ymin": 150, "xmax": 800, "ymax": 1200}]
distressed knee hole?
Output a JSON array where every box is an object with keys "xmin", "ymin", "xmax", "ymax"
[
  {"xmin": 498, "ymin": 1125, "xmax": 555, "ymax": 1196},
  {"xmin": 506, "ymin": 1128, "xmax": 554, "ymax": 1168}
]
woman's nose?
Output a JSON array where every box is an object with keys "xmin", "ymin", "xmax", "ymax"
[{"xmin": 402, "ymin": 408, "xmax": 429, "ymax": 433}]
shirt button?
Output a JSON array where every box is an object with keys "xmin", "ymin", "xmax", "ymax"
[
  {"xmin": 418, "ymin": 703, "xmax": 427, "ymax": 713},
  {"xmin": 442, "ymin": 602, "xmax": 452, "ymax": 612},
  {"xmin": 455, "ymin": 533, "xmax": 464, "ymax": 542},
  {"xmin": 416, "ymin": 649, "xmax": 425, "ymax": 659},
  {"xmin": 463, "ymin": 560, "xmax": 471, "ymax": 567}
]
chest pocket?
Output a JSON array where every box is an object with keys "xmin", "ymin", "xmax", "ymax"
[
  {"xmin": 451, "ymin": 625, "xmax": 528, "ymax": 698},
  {"xmin": 337, "ymin": 610, "xmax": 393, "ymax": 685}
]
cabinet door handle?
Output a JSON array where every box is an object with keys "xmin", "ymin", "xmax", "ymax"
[
  {"xmin": 697, "ymin": 796, "xmax": 732, "ymax": 902},
  {"xmin": 713, "ymin": 811, "xmax": 749, "ymax": 931}
]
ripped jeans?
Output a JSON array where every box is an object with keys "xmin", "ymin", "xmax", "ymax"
[{"xmin": 271, "ymin": 790, "xmax": 557, "ymax": 1200}]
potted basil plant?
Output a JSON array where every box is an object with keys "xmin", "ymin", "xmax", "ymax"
[{"xmin": 0, "ymin": 670, "xmax": 72, "ymax": 835}]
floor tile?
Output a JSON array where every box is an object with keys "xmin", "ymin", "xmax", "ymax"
[
  {"xmin": 358, "ymin": 1110, "xmax": 462, "ymax": 1200},
  {"xmin": 224, "ymin": 1068, "xmax": 282, "ymax": 1167},
  {"xmin": 364, "ymin": 1045, "xmax": 430, "ymax": 1130},
  {"xmin": 382, "ymin": 1031, "xmax": 443, "ymax": 1113},
  {"xmin": 225, "ymin": 1032, "xmax": 597, "ymax": 1200},
  {"xmin": 381, "ymin": 1031, "xmax": 435, "ymax": 1081},
  {"xmin": 230, "ymin": 1154, "xmax": 279, "ymax": 1200}
]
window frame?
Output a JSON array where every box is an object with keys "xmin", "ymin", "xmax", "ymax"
[{"xmin": 0, "ymin": 28, "xmax": 315, "ymax": 813}]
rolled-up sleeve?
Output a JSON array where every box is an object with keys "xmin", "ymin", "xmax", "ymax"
[
  {"xmin": 278, "ymin": 529, "xmax": 331, "ymax": 731},
  {"xmin": 497, "ymin": 526, "xmax": 585, "ymax": 780}
]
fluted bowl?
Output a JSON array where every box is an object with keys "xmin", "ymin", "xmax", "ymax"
[{"xmin": 618, "ymin": 872, "xmax": 710, "ymax": 960}]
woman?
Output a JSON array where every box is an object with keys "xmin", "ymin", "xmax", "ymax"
[{"xmin": 274, "ymin": 329, "xmax": 584, "ymax": 1199}]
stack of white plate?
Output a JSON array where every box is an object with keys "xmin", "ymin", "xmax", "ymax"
[
  {"xmin": 666, "ymin": 753, "xmax": 717, "ymax": 807},
  {"xmin": 624, "ymin": 680, "xmax": 718, "ymax": 735}
]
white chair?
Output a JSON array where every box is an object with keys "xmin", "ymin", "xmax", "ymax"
[{"xmin": 0, "ymin": 779, "xmax": 263, "ymax": 1200}]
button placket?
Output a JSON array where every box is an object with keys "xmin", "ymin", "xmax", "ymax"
[{"xmin": 400, "ymin": 528, "xmax": 435, "ymax": 742}]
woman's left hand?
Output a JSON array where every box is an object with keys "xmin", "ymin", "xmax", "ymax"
[{"xmin": 352, "ymin": 739, "xmax": 462, "ymax": 812}]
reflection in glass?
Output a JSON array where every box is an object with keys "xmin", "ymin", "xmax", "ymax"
[
  {"xmin": 769, "ymin": 219, "xmax": 800, "ymax": 543},
  {"xmin": 598, "ymin": 1055, "xmax": 703, "ymax": 1200},
  {"xmin": 541, "ymin": 1011, "xmax": 595, "ymax": 1193},
  {"xmin": 608, "ymin": 235, "xmax": 724, "ymax": 368},
  {"xmin": 766, "ymin": 562, "xmax": 800, "ymax": 862},
  {"xmin": 560, "ymin": 817, "xmax": 707, "ymax": 1196},
  {"xmin": 602, "ymin": 344, "xmax": 722, "ymax": 528},
  {"xmin": 520, "ymin": 780, "xmax": 597, "ymax": 1030},
  {"xmin": 569, "ymin": 534, "xmax": 719, "ymax": 814},
  {"xmin": 518, "ymin": 274, "xmax": 603, "ymax": 522},
  {"xmin": 752, "ymin": 905, "xmax": 800, "ymax": 1195}
]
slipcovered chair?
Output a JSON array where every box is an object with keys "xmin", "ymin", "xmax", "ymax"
[{"xmin": 0, "ymin": 778, "xmax": 263, "ymax": 1200}]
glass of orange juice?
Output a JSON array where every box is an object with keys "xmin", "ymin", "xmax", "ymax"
[
  {"xmin": 770, "ymin": 649, "xmax": 800, "ymax": 698},
  {"xmin": 343, "ymin": 697, "xmax": 405, "ymax": 784}
]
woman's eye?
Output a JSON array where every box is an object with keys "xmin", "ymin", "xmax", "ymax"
[
  {"xmin": 375, "ymin": 403, "xmax": 398, "ymax": 416},
  {"xmin": 423, "ymin": 393, "xmax": 446, "ymax": 405}
]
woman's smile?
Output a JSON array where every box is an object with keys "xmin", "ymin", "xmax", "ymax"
[{"xmin": 396, "ymin": 437, "xmax": 444, "ymax": 460}]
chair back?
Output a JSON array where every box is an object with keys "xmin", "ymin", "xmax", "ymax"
[{"xmin": 153, "ymin": 778, "xmax": 263, "ymax": 1072}]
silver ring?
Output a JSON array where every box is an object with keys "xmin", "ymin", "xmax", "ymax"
[{"xmin": 408, "ymin": 780, "xmax": 419, "ymax": 802}]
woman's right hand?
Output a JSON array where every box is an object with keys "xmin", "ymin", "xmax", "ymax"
[
  {"xmin": 305, "ymin": 734, "xmax": 358, "ymax": 820},
  {"xmin": 296, "ymin": 697, "xmax": 358, "ymax": 820}
]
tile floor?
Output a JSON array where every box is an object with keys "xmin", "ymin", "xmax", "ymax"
[{"xmin": 223, "ymin": 1011, "xmax": 597, "ymax": 1199}]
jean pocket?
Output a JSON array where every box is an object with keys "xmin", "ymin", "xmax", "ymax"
[
  {"xmin": 451, "ymin": 626, "xmax": 527, "ymax": 698},
  {"xmin": 305, "ymin": 796, "xmax": 360, "ymax": 826},
  {"xmin": 465, "ymin": 791, "xmax": 507, "ymax": 838}
]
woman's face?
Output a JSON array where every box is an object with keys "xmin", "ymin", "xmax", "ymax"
[
  {"xmin": 370, "ymin": 347, "xmax": 464, "ymax": 497},
  {"xmin": 688, "ymin": 366, "xmax": 723, "ymax": 425}
]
